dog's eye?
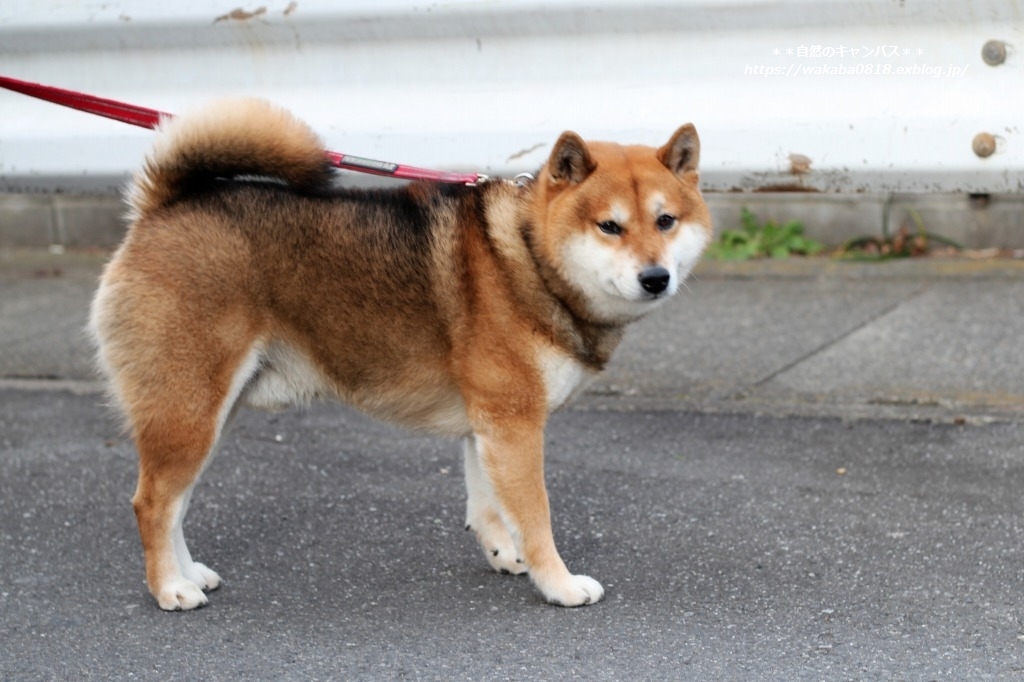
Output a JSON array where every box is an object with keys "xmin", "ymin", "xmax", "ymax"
[
  {"xmin": 656, "ymin": 214, "xmax": 676, "ymax": 231},
  {"xmin": 598, "ymin": 220, "xmax": 623, "ymax": 236}
]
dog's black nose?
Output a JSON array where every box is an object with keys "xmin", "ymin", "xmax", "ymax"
[{"xmin": 638, "ymin": 266, "xmax": 671, "ymax": 295}]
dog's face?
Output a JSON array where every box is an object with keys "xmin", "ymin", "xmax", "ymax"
[{"xmin": 531, "ymin": 125, "xmax": 712, "ymax": 324}]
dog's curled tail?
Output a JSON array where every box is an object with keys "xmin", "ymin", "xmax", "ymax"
[{"xmin": 126, "ymin": 97, "xmax": 333, "ymax": 219}]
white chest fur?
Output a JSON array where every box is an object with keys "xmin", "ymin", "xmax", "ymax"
[{"xmin": 537, "ymin": 346, "xmax": 591, "ymax": 412}]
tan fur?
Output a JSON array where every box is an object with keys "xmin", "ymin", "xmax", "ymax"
[
  {"xmin": 125, "ymin": 98, "xmax": 333, "ymax": 220},
  {"xmin": 90, "ymin": 98, "xmax": 712, "ymax": 610}
]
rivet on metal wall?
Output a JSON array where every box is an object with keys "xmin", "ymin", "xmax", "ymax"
[
  {"xmin": 972, "ymin": 133, "xmax": 997, "ymax": 158},
  {"xmin": 982, "ymin": 40, "xmax": 1007, "ymax": 66}
]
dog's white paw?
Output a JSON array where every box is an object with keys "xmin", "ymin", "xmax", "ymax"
[
  {"xmin": 156, "ymin": 578, "xmax": 210, "ymax": 611},
  {"xmin": 182, "ymin": 561, "xmax": 222, "ymax": 592},
  {"xmin": 467, "ymin": 519, "xmax": 527, "ymax": 576},
  {"xmin": 536, "ymin": 573, "xmax": 605, "ymax": 607},
  {"xmin": 485, "ymin": 545, "xmax": 528, "ymax": 576}
]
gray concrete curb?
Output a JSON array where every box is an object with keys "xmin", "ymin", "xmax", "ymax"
[
  {"xmin": 2, "ymin": 248, "xmax": 1022, "ymax": 425},
  {"xmin": 2, "ymin": 191, "xmax": 1023, "ymax": 249}
]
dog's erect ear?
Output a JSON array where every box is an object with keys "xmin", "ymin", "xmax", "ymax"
[
  {"xmin": 658, "ymin": 123, "xmax": 700, "ymax": 178},
  {"xmin": 547, "ymin": 131, "xmax": 597, "ymax": 184}
]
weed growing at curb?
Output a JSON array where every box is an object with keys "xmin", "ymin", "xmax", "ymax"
[
  {"xmin": 838, "ymin": 206, "xmax": 962, "ymax": 260},
  {"xmin": 705, "ymin": 208, "xmax": 823, "ymax": 261}
]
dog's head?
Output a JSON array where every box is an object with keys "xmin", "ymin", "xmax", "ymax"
[{"xmin": 530, "ymin": 124, "xmax": 712, "ymax": 324}]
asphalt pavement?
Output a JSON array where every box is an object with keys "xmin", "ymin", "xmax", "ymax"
[{"xmin": 2, "ymin": 248, "xmax": 1024, "ymax": 680}]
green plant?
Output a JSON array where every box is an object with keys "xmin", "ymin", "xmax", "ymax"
[
  {"xmin": 837, "ymin": 206, "xmax": 961, "ymax": 260},
  {"xmin": 705, "ymin": 208, "xmax": 823, "ymax": 261}
]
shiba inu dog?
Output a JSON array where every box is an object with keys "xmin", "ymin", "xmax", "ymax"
[{"xmin": 89, "ymin": 99, "xmax": 711, "ymax": 610}]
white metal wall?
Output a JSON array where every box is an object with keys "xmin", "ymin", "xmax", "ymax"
[{"xmin": 0, "ymin": 0, "xmax": 1021, "ymax": 193}]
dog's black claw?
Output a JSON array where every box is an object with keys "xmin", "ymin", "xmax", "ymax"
[
  {"xmin": 500, "ymin": 568, "xmax": 511, "ymax": 575},
  {"xmin": 491, "ymin": 549, "xmax": 500, "ymax": 557},
  {"xmin": 465, "ymin": 524, "xmax": 471, "ymax": 531}
]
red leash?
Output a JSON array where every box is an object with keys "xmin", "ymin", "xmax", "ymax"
[{"xmin": 0, "ymin": 75, "xmax": 485, "ymax": 185}]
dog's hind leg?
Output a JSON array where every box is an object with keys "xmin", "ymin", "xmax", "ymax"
[
  {"xmin": 132, "ymin": 422, "xmax": 212, "ymax": 609},
  {"xmin": 108, "ymin": 321, "xmax": 260, "ymax": 606},
  {"xmin": 127, "ymin": 347, "xmax": 260, "ymax": 611},
  {"xmin": 171, "ymin": 483, "xmax": 222, "ymax": 592},
  {"xmin": 89, "ymin": 234, "xmax": 262, "ymax": 610}
]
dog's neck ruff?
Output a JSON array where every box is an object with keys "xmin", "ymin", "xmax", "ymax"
[{"xmin": 513, "ymin": 219, "xmax": 624, "ymax": 370}]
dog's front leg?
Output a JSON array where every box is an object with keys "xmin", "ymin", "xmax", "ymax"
[
  {"xmin": 464, "ymin": 437, "xmax": 527, "ymax": 575},
  {"xmin": 469, "ymin": 421, "xmax": 604, "ymax": 607}
]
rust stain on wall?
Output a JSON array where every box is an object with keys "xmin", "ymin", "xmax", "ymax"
[
  {"xmin": 788, "ymin": 153, "xmax": 812, "ymax": 175},
  {"xmin": 214, "ymin": 6, "xmax": 267, "ymax": 22}
]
